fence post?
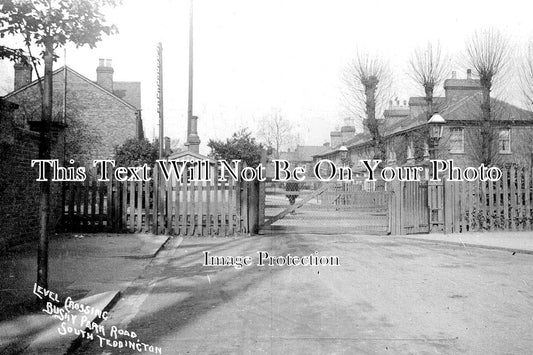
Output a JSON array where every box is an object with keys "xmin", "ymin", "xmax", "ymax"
[
  {"xmin": 389, "ymin": 179, "xmax": 401, "ymax": 235},
  {"xmin": 248, "ymin": 180, "xmax": 259, "ymax": 234},
  {"xmin": 257, "ymin": 149, "xmax": 267, "ymax": 230},
  {"xmin": 241, "ymin": 180, "xmax": 249, "ymax": 233},
  {"xmin": 153, "ymin": 167, "xmax": 159, "ymax": 234}
]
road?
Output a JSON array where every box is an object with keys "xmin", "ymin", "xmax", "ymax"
[{"xmin": 76, "ymin": 234, "xmax": 533, "ymax": 354}]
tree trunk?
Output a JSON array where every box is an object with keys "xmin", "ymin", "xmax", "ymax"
[
  {"xmin": 424, "ymin": 84, "xmax": 434, "ymax": 119},
  {"xmin": 37, "ymin": 37, "xmax": 54, "ymax": 290},
  {"xmin": 364, "ymin": 76, "xmax": 385, "ymax": 161},
  {"xmin": 481, "ymin": 84, "xmax": 492, "ymax": 165}
]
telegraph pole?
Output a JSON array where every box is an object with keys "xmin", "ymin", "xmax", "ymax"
[
  {"xmin": 187, "ymin": 0, "xmax": 193, "ymax": 138},
  {"xmin": 185, "ymin": 0, "xmax": 200, "ymax": 153},
  {"xmin": 157, "ymin": 42, "xmax": 164, "ymax": 158}
]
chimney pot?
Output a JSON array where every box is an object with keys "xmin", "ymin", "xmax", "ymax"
[
  {"xmin": 106, "ymin": 59, "xmax": 112, "ymax": 67},
  {"xmin": 467, "ymin": 69, "xmax": 472, "ymax": 79},
  {"xmin": 98, "ymin": 58, "xmax": 105, "ymax": 67},
  {"xmin": 452, "ymin": 70, "xmax": 457, "ymax": 79}
]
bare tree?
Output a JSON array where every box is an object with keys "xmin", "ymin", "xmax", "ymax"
[
  {"xmin": 257, "ymin": 111, "xmax": 294, "ymax": 158},
  {"xmin": 342, "ymin": 50, "xmax": 392, "ymax": 161},
  {"xmin": 465, "ymin": 29, "xmax": 511, "ymax": 165},
  {"xmin": 408, "ymin": 42, "xmax": 449, "ymax": 118},
  {"xmin": 519, "ymin": 44, "xmax": 533, "ymax": 110}
]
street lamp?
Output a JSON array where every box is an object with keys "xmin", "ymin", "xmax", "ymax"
[
  {"xmin": 339, "ymin": 145, "xmax": 348, "ymax": 161},
  {"xmin": 428, "ymin": 112, "xmax": 445, "ymax": 159}
]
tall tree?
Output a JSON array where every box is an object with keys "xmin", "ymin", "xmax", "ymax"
[
  {"xmin": 343, "ymin": 50, "xmax": 392, "ymax": 161},
  {"xmin": 0, "ymin": 0, "xmax": 118, "ymax": 290},
  {"xmin": 257, "ymin": 111, "xmax": 295, "ymax": 158},
  {"xmin": 208, "ymin": 129, "xmax": 263, "ymax": 167},
  {"xmin": 520, "ymin": 44, "xmax": 533, "ymax": 110},
  {"xmin": 408, "ymin": 42, "xmax": 448, "ymax": 119},
  {"xmin": 465, "ymin": 29, "xmax": 511, "ymax": 165}
]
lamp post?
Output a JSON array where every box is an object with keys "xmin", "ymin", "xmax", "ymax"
[
  {"xmin": 338, "ymin": 145, "xmax": 349, "ymax": 203},
  {"xmin": 428, "ymin": 112, "xmax": 445, "ymax": 159},
  {"xmin": 339, "ymin": 145, "xmax": 348, "ymax": 162}
]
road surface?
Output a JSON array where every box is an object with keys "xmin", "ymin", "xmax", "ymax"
[{"xmin": 76, "ymin": 234, "xmax": 533, "ymax": 354}]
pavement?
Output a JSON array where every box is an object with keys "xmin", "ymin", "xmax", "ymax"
[
  {"xmin": 74, "ymin": 232, "xmax": 533, "ymax": 355},
  {"xmin": 399, "ymin": 231, "xmax": 533, "ymax": 254},
  {"xmin": 0, "ymin": 233, "xmax": 169, "ymax": 355}
]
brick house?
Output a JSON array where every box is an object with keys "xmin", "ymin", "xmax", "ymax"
[
  {"xmin": 278, "ymin": 145, "xmax": 330, "ymax": 173},
  {"xmin": 314, "ymin": 70, "xmax": 533, "ymax": 170},
  {"xmin": 3, "ymin": 59, "xmax": 143, "ymax": 161},
  {"xmin": 0, "ymin": 97, "xmax": 65, "ymax": 249},
  {"xmin": 0, "ymin": 59, "xmax": 142, "ymax": 248}
]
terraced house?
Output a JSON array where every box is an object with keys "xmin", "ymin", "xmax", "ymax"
[{"xmin": 315, "ymin": 70, "xmax": 533, "ymax": 171}]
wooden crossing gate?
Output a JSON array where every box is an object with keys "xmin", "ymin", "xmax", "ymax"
[
  {"xmin": 261, "ymin": 177, "xmax": 392, "ymax": 234},
  {"xmin": 388, "ymin": 180, "xmax": 430, "ymax": 235}
]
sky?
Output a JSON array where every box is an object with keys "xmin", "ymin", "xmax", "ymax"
[{"xmin": 1, "ymin": 0, "xmax": 533, "ymax": 154}]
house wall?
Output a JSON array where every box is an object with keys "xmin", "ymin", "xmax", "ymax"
[
  {"xmin": 0, "ymin": 127, "xmax": 65, "ymax": 250},
  {"xmin": 438, "ymin": 125, "xmax": 533, "ymax": 167},
  {"xmin": 7, "ymin": 70, "xmax": 139, "ymax": 161}
]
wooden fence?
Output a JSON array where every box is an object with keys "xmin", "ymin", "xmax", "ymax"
[
  {"xmin": 62, "ymin": 168, "xmax": 260, "ymax": 236},
  {"xmin": 388, "ymin": 166, "xmax": 533, "ymax": 235},
  {"xmin": 389, "ymin": 180, "xmax": 430, "ymax": 235},
  {"xmin": 443, "ymin": 166, "xmax": 533, "ymax": 233},
  {"xmin": 62, "ymin": 177, "xmax": 122, "ymax": 231}
]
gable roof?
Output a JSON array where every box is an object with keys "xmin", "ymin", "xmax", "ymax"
[
  {"xmin": 443, "ymin": 78, "xmax": 481, "ymax": 90},
  {"xmin": 4, "ymin": 66, "xmax": 139, "ymax": 111},
  {"xmin": 440, "ymin": 93, "xmax": 533, "ymax": 122},
  {"xmin": 167, "ymin": 150, "xmax": 216, "ymax": 163},
  {"xmin": 111, "ymin": 81, "xmax": 141, "ymax": 109}
]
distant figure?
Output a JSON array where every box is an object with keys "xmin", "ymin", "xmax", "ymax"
[{"xmin": 285, "ymin": 181, "xmax": 300, "ymax": 205}]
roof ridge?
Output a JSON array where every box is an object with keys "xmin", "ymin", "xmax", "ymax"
[{"xmin": 4, "ymin": 65, "xmax": 138, "ymax": 111}]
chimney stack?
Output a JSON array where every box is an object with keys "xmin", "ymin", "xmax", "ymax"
[
  {"xmin": 96, "ymin": 58, "xmax": 114, "ymax": 92},
  {"xmin": 467, "ymin": 69, "xmax": 472, "ymax": 80},
  {"xmin": 14, "ymin": 61, "xmax": 33, "ymax": 90},
  {"xmin": 330, "ymin": 131, "xmax": 342, "ymax": 147}
]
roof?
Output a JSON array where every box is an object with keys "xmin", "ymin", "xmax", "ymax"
[
  {"xmin": 280, "ymin": 145, "xmax": 330, "ymax": 162},
  {"xmin": 167, "ymin": 150, "xmax": 216, "ymax": 163},
  {"xmin": 384, "ymin": 108, "xmax": 409, "ymax": 118},
  {"xmin": 4, "ymin": 66, "xmax": 139, "ymax": 111},
  {"xmin": 440, "ymin": 93, "xmax": 533, "ymax": 122},
  {"xmin": 295, "ymin": 145, "xmax": 329, "ymax": 161},
  {"xmin": 110, "ymin": 81, "xmax": 141, "ymax": 109},
  {"xmin": 443, "ymin": 78, "xmax": 482, "ymax": 89},
  {"xmin": 314, "ymin": 133, "xmax": 372, "ymax": 158},
  {"xmin": 408, "ymin": 97, "xmax": 446, "ymax": 106},
  {"xmin": 316, "ymin": 89, "xmax": 533, "ymax": 159},
  {"xmin": 0, "ymin": 97, "xmax": 19, "ymax": 111}
]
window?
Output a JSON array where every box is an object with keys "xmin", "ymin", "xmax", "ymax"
[
  {"xmin": 499, "ymin": 128, "xmax": 511, "ymax": 153},
  {"xmin": 450, "ymin": 127, "xmax": 464, "ymax": 153}
]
